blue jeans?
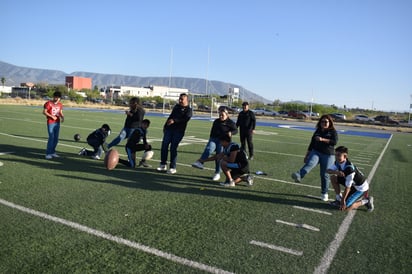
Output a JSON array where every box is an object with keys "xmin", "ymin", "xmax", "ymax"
[
  {"xmin": 108, "ymin": 127, "xmax": 135, "ymax": 148},
  {"xmin": 46, "ymin": 122, "xmax": 60, "ymax": 155},
  {"xmin": 298, "ymin": 150, "xmax": 335, "ymax": 194},
  {"xmin": 200, "ymin": 137, "xmax": 222, "ymax": 173},
  {"xmin": 160, "ymin": 129, "xmax": 185, "ymax": 169}
]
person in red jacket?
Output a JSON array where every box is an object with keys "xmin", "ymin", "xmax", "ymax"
[{"xmin": 43, "ymin": 91, "xmax": 64, "ymax": 159}]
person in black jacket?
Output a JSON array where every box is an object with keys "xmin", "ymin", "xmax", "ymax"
[
  {"xmin": 191, "ymin": 107, "xmax": 238, "ymax": 181},
  {"xmin": 107, "ymin": 97, "xmax": 145, "ymax": 149},
  {"xmin": 118, "ymin": 119, "xmax": 153, "ymax": 168},
  {"xmin": 157, "ymin": 93, "xmax": 192, "ymax": 174},
  {"xmin": 236, "ymin": 101, "xmax": 256, "ymax": 160},
  {"xmin": 78, "ymin": 124, "xmax": 111, "ymax": 160},
  {"xmin": 291, "ymin": 114, "xmax": 338, "ymax": 201}
]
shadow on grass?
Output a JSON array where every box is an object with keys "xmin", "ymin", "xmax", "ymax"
[{"xmin": 1, "ymin": 143, "xmax": 334, "ymax": 211}]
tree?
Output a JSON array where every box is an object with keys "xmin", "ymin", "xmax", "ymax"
[{"xmin": 1, "ymin": 77, "xmax": 5, "ymax": 87}]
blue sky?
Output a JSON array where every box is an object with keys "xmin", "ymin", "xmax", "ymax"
[{"xmin": 2, "ymin": 0, "xmax": 411, "ymax": 112}]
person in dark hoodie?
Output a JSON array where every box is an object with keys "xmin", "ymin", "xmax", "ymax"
[
  {"xmin": 191, "ymin": 106, "xmax": 238, "ymax": 181},
  {"xmin": 291, "ymin": 114, "xmax": 338, "ymax": 201},
  {"xmin": 156, "ymin": 93, "xmax": 192, "ymax": 174},
  {"xmin": 107, "ymin": 97, "xmax": 145, "ymax": 149},
  {"xmin": 78, "ymin": 124, "xmax": 111, "ymax": 160}
]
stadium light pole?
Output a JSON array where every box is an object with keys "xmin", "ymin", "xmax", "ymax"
[{"xmin": 409, "ymin": 94, "xmax": 411, "ymax": 125}]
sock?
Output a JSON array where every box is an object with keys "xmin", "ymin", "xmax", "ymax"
[{"xmin": 361, "ymin": 199, "xmax": 368, "ymax": 205}]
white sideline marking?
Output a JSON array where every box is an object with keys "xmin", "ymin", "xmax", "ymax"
[
  {"xmin": 293, "ymin": 206, "xmax": 332, "ymax": 216},
  {"xmin": 0, "ymin": 152, "xmax": 15, "ymax": 155},
  {"xmin": 0, "ymin": 198, "xmax": 233, "ymax": 274},
  {"xmin": 276, "ymin": 219, "xmax": 320, "ymax": 232},
  {"xmin": 314, "ymin": 134, "xmax": 392, "ymax": 274},
  {"xmin": 250, "ymin": 240, "xmax": 303, "ymax": 256}
]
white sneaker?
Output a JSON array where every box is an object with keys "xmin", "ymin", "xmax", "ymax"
[
  {"xmin": 246, "ymin": 175, "xmax": 254, "ymax": 186},
  {"xmin": 157, "ymin": 164, "xmax": 167, "ymax": 171},
  {"xmin": 167, "ymin": 168, "xmax": 177, "ymax": 174},
  {"xmin": 191, "ymin": 161, "xmax": 204, "ymax": 169},
  {"xmin": 51, "ymin": 153, "xmax": 60, "ymax": 158},
  {"xmin": 45, "ymin": 154, "xmax": 53, "ymax": 159},
  {"xmin": 321, "ymin": 193, "xmax": 329, "ymax": 201},
  {"xmin": 212, "ymin": 173, "xmax": 221, "ymax": 181},
  {"xmin": 220, "ymin": 180, "xmax": 235, "ymax": 187},
  {"xmin": 92, "ymin": 155, "xmax": 100, "ymax": 160}
]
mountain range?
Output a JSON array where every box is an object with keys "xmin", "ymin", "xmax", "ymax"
[{"xmin": 0, "ymin": 61, "xmax": 269, "ymax": 103}]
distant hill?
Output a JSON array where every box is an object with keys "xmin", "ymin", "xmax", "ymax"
[{"xmin": 0, "ymin": 61, "xmax": 270, "ymax": 103}]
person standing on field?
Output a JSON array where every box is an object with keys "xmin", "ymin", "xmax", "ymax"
[
  {"xmin": 157, "ymin": 93, "xmax": 192, "ymax": 174},
  {"xmin": 191, "ymin": 107, "xmax": 238, "ymax": 181},
  {"xmin": 291, "ymin": 114, "xmax": 338, "ymax": 201},
  {"xmin": 236, "ymin": 101, "xmax": 256, "ymax": 160},
  {"xmin": 108, "ymin": 97, "xmax": 145, "ymax": 149},
  {"xmin": 43, "ymin": 91, "xmax": 64, "ymax": 159}
]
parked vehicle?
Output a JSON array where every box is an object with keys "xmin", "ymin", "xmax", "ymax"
[
  {"xmin": 374, "ymin": 115, "xmax": 399, "ymax": 125},
  {"xmin": 288, "ymin": 110, "xmax": 308, "ymax": 119},
  {"xmin": 302, "ymin": 111, "xmax": 320, "ymax": 117},
  {"xmin": 354, "ymin": 114, "xmax": 374, "ymax": 122},
  {"xmin": 329, "ymin": 113, "xmax": 346, "ymax": 121},
  {"xmin": 253, "ymin": 108, "xmax": 278, "ymax": 116},
  {"xmin": 278, "ymin": 110, "xmax": 289, "ymax": 116}
]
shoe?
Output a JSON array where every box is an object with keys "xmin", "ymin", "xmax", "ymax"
[
  {"xmin": 78, "ymin": 148, "xmax": 86, "ymax": 156},
  {"xmin": 45, "ymin": 154, "xmax": 53, "ymax": 160},
  {"xmin": 221, "ymin": 179, "xmax": 235, "ymax": 187},
  {"xmin": 212, "ymin": 173, "xmax": 221, "ymax": 181},
  {"xmin": 321, "ymin": 193, "xmax": 329, "ymax": 201},
  {"xmin": 191, "ymin": 161, "xmax": 204, "ymax": 169},
  {"xmin": 138, "ymin": 161, "xmax": 151, "ymax": 168},
  {"xmin": 92, "ymin": 155, "xmax": 100, "ymax": 160},
  {"xmin": 246, "ymin": 175, "xmax": 254, "ymax": 186},
  {"xmin": 329, "ymin": 200, "xmax": 341, "ymax": 207},
  {"xmin": 51, "ymin": 153, "xmax": 60, "ymax": 158},
  {"xmin": 249, "ymin": 156, "xmax": 254, "ymax": 160},
  {"xmin": 167, "ymin": 168, "xmax": 177, "ymax": 174},
  {"xmin": 367, "ymin": 196, "xmax": 374, "ymax": 212},
  {"xmin": 157, "ymin": 164, "xmax": 167, "ymax": 171},
  {"xmin": 291, "ymin": 172, "xmax": 301, "ymax": 183}
]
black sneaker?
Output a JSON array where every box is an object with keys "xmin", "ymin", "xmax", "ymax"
[{"xmin": 329, "ymin": 200, "xmax": 341, "ymax": 208}]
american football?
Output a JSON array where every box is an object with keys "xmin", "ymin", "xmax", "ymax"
[
  {"xmin": 74, "ymin": 133, "xmax": 81, "ymax": 142},
  {"xmin": 104, "ymin": 149, "xmax": 119, "ymax": 170}
]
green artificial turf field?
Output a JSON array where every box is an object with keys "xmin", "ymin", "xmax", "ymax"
[{"xmin": 0, "ymin": 104, "xmax": 411, "ymax": 273}]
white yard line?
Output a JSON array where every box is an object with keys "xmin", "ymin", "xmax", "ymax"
[
  {"xmin": 293, "ymin": 206, "xmax": 332, "ymax": 216},
  {"xmin": 276, "ymin": 219, "xmax": 320, "ymax": 232},
  {"xmin": 250, "ymin": 240, "xmax": 303, "ymax": 256},
  {"xmin": 0, "ymin": 198, "xmax": 233, "ymax": 274}
]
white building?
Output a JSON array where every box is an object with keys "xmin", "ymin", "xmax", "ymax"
[
  {"xmin": 0, "ymin": 85, "xmax": 12, "ymax": 95},
  {"xmin": 102, "ymin": 85, "xmax": 189, "ymax": 101}
]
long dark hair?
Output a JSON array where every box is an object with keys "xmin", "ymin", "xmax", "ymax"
[{"xmin": 316, "ymin": 114, "xmax": 335, "ymax": 130}]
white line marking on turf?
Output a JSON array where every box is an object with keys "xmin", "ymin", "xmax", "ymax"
[
  {"xmin": 293, "ymin": 206, "xmax": 332, "ymax": 215},
  {"xmin": 314, "ymin": 134, "xmax": 392, "ymax": 274},
  {"xmin": 250, "ymin": 240, "xmax": 303, "ymax": 256},
  {"xmin": 0, "ymin": 198, "xmax": 233, "ymax": 274},
  {"xmin": 276, "ymin": 219, "xmax": 320, "ymax": 232},
  {"xmin": 0, "ymin": 152, "xmax": 15, "ymax": 155}
]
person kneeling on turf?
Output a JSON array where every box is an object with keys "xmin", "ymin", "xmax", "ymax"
[
  {"xmin": 78, "ymin": 124, "xmax": 111, "ymax": 160},
  {"xmin": 119, "ymin": 119, "xmax": 153, "ymax": 168},
  {"xmin": 202, "ymin": 134, "xmax": 253, "ymax": 187},
  {"xmin": 327, "ymin": 146, "xmax": 374, "ymax": 212}
]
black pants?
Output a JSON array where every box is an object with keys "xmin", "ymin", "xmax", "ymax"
[{"xmin": 240, "ymin": 131, "xmax": 253, "ymax": 157}]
